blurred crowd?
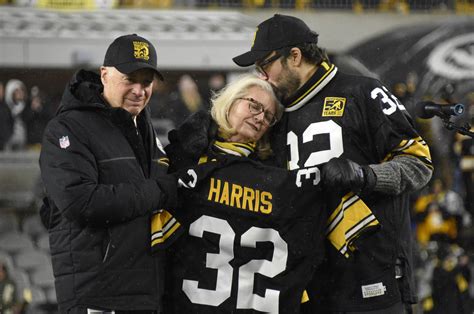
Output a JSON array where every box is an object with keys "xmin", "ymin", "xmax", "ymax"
[
  {"xmin": 390, "ymin": 74, "xmax": 474, "ymax": 313},
  {"xmin": 0, "ymin": 80, "xmax": 54, "ymax": 152},
  {"xmin": 0, "ymin": 72, "xmax": 226, "ymax": 151},
  {"xmin": 0, "ymin": 72, "xmax": 473, "ymax": 313}
]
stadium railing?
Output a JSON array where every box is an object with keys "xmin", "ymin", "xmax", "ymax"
[
  {"xmin": 0, "ymin": 151, "xmax": 41, "ymax": 211},
  {"xmin": 1, "ymin": 0, "xmax": 473, "ymax": 13}
]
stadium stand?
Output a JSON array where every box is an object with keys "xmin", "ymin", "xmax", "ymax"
[
  {"xmin": 0, "ymin": 152, "xmax": 41, "ymax": 210},
  {"xmin": 0, "ymin": 251, "xmax": 15, "ymax": 275},
  {"xmin": 0, "ymin": 232, "xmax": 35, "ymax": 254},
  {"xmin": 36, "ymin": 233, "xmax": 50, "ymax": 252},
  {"xmin": 30, "ymin": 265, "xmax": 55, "ymax": 290},
  {"xmin": 3, "ymin": 0, "xmax": 474, "ymax": 11},
  {"xmin": 0, "ymin": 210, "xmax": 56, "ymax": 312},
  {"xmin": 0, "ymin": 211, "xmax": 20, "ymax": 234},
  {"xmin": 0, "ymin": 2, "xmax": 472, "ymax": 313},
  {"xmin": 22, "ymin": 214, "xmax": 48, "ymax": 239},
  {"xmin": 45, "ymin": 286, "xmax": 57, "ymax": 304},
  {"xmin": 29, "ymin": 286, "xmax": 47, "ymax": 305},
  {"xmin": 14, "ymin": 250, "xmax": 51, "ymax": 273},
  {"xmin": 10, "ymin": 268, "xmax": 31, "ymax": 302}
]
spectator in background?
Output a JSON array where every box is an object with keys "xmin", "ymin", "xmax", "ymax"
[
  {"xmin": 22, "ymin": 87, "xmax": 54, "ymax": 150},
  {"xmin": 4, "ymin": 79, "xmax": 27, "ymax": 150},
  {"xmin": 0, "ymin": 81, "xmax": 13, "ymax": 150},
  {"xmin": 163, "ymin": 74, "xmax": 205, "ymax": 127},
  {"xmin": 392, "ymin": 73, "xmax": 417, "ymax": 119},
  {"xmin": 414, "ymin": 200, "xmax": 458, "ymax": 246},
  {"xmin": 422, "ymin": 243, "xmax": 472, "ymax": 314},
  {"xmin": 414, "ymin": 178, "xmax": 471, "ymax": 246},
  {"xmin": 0, "ymin": 262, "xmax": 19, "ymax": 314},
  {"xmin": 148, "ymin": 79, "xmax": 172, "ymax": 120},
  {"xmin": 203, "ymin": 72, "xmax": 226, "ymax": 105},
  {"xmin": 4, "ymin": 79, "xmax": 27, "ymax": 151}
]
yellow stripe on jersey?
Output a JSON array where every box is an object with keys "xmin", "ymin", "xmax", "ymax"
[
  {"xmin": 213, "ymin": 140, "xmax": 256, "ymax": 157},
  {"xmin": 301, "ymin": 290, "xmax": 309, "ymax": 303},
  {"xmin": 151, "ymin": 209, "xmax": 181, "ymax": 249},
  {"xmin": 326, "ymin": 192, "xmax": 380, "ymax": 258},
  {"xmin": 154, "ymin": 157, "xmax": 170, "ymax": 166},
  {"xmin": 286, "ymin": 62, "xmax": 336, "ymax": 110},
  {"xmin": 383, "ymin": 137, "xmax": 433, "ymax": 169},
  {"xmin": 198, "ymin": 141, "xmax": 256, "ymax": 164},
  {"xmin": 198, "ymin": 156, "xmax": 209, "ymax": 164}
]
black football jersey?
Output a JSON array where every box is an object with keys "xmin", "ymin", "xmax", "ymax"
[
  {"xmin": 164, "ymin": 156, "xmax": 326, "ymax": 314},
  {"xmin": 272, "ymin": 62, "xmax": 432, "ymax": 311},
  {"xmin": 282, "ymin": 62, "xmax": 431, "ymax": 171}
]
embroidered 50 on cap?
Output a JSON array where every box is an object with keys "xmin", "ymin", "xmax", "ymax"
[{"xmin": 103, "ymin": 34, "xmax": 164, "ymax": 81}]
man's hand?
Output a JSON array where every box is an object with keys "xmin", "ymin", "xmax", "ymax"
[{"xmin": 321, "ymin": 158, "xmax": 376, "ymax": 195}]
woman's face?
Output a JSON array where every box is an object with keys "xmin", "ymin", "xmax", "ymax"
[{"xmin": 227, "ymin": 86, "xmax": 277, "ymax": 143}]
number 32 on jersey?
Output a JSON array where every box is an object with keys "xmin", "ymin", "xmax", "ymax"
[{"xmin": 182, "ymin": 215, "xmax": 287, "ymax": 313}]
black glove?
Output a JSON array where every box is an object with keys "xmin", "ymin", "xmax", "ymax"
[
  {"xmin": 165, "ymin": 110, "xmax": 218, "ymax": 172},
  {"xmin": 321, "ymin": 158, "xmax": 376, "ymax": 195},
  {"xmin": 155, "ymin": 174, "xmax": 179, "ymax": 210}
]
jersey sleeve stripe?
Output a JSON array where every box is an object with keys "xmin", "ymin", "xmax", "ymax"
[
  {"xmin": 383, "ymin": 137, "xmax": 433, "ymax": 169},
  {"xmin": 154, "ymin": 157, "xmax": 170, "ymax": 166},
  {"xmin": 326, "ymin": 192, "xmax": 380, "ymax": 258},
  {"xmin": 151, "ymin": 209, "xmax": 183, "ymax": 250}
]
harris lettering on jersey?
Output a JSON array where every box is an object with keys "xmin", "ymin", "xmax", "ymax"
[{"xmin": 207, "ymin": 177, "xmax": 272, "ymax": 214}]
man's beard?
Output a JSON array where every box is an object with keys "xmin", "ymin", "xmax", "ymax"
[
  {"xmin": 270, "ymin": 65, "xmax": 301, "ymax": 104},
  {"xmin": 269, "ymin": 82, "xmax": 286, "ymax": 103}
]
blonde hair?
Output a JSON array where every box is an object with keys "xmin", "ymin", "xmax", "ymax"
[{"xmin": 210, "ymin": 74, "xmax": 283, "ymax": 159}]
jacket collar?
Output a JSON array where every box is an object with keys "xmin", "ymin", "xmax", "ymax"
[{"xmin": 284, "ymin": 61, "xmax": 338, "ymax": 112}]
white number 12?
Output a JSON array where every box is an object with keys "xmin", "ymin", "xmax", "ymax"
[{"xmin": 287, "ymin": 120, "xmax": 344, "ymax": 170}]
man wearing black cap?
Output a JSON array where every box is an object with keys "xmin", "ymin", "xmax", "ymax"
[
  {"xmin": 233, "ymin": 14, "xmax": 434, "ymax": 314},
  {"xmin": 39, "ymin": 34, "xmax": 178, "ymax": 314}
]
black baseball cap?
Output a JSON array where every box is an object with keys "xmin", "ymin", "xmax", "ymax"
[
  {"xmin": 233, "ymin": 14, "xmax": 319, "ymax": 67},
  {"xmin": 103, "ymin": 34, "xmax": 164, "ymax": 81}
]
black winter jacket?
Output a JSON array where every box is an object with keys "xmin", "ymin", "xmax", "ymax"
[{"xmin": 40, "ymin": 70, "xmax": 169, "ymax": 313}]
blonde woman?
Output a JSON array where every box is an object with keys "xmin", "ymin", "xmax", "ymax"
[{"xmin": 159, "ymin": 74, "xmax": 328, "ymax": 313}]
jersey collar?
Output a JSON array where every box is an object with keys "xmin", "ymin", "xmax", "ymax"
[
  {"xmin": 284, "ymin": 61, "xmax": 338, "ymax": 112},
  {"xmin": 213, "ymin": 140, "xmax": 256, "ymax": 157}
]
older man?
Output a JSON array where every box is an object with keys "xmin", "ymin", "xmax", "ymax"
[{"xmin": 39, "ymin": 34, "xmax": 177, "ymax": 314}]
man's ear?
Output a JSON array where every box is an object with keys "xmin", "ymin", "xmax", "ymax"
[
  {"xmin": 288, "ymin": 47, "xmax": 303, "ymax": 67},
  {"xmin": 100, "ymin": 66, "xmax": 108, "ymax": 85}
]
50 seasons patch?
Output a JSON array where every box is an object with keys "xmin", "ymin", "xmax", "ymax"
[
  {"xmin": 322, "ymin": 97, "xmax": 346, "ymax": 117},
  {"xmin": 133, "ymin": 41, "xmax": 150, "ymax": 61}
]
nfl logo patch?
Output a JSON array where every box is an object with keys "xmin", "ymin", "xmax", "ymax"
[{"xmin": 59, "ymin": 136, "xmax": 70, "ymax": 149}]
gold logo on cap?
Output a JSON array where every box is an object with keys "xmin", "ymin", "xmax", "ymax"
[
  {"xmin": 133, "ymin": 41, "xmax": 150, "ymax": 61},
  {"xmin": 251, "ymin": 27, "xmax": 258, "ymax": 48},
  {"xmin": 322, "ymin": 97, "xmax": 346, "ymax": 117}
]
